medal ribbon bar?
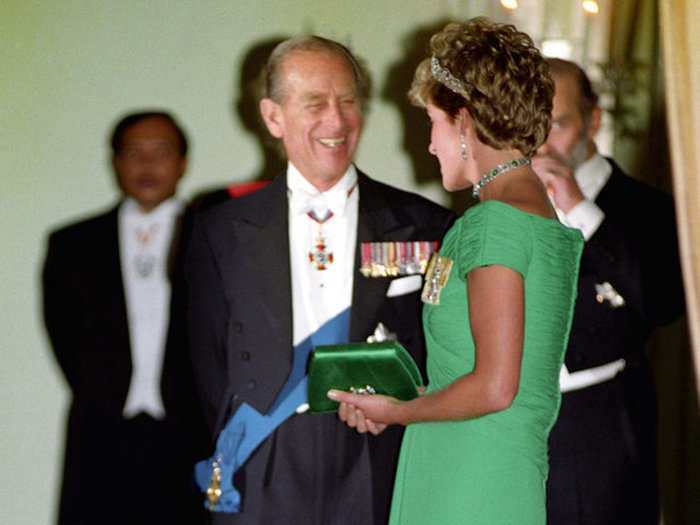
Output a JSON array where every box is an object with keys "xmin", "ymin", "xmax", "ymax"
[{"xmin": 360, "ymin": 241, "xmax": 439, "ymax": 277}]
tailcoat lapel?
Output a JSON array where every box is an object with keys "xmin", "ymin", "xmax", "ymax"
[
  {"xmin": 220, "ymin": 175, "xmax": 293, "ymax": 408},
  {"xmin": 235, "ymin": 175, "xmax": 292, "ymax": 346},
  {"xmin": 94, "ymin": 206, "xmax": 133, "ymax": 404},
  {"xmin": 350, "ymin": 172, "xmax": 418, "ymax": 342}
]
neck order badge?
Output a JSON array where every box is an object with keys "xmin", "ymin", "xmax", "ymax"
[{"xmin": 307, "ymin": 209, "xmax": 334, "ymax": 270}]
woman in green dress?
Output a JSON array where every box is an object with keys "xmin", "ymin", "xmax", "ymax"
[{"xmin": 328, "ymin": 18, "xmax": 584, "ymax": 524}]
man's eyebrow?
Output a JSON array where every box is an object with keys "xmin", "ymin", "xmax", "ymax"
[
  {"xmin": 121, "ymin": 140, "xmax": 175, "ymax": 150},
  {"xmin": 123, "ymin": 139, "xmax": 173, "ymax": 145},
  {"xmin": 300, "ymin": 92, "xmax": 326, "ymax": 103},
  {"xmin": 300, "ymin": 89, "xmax": 357, "ymax": 103}
]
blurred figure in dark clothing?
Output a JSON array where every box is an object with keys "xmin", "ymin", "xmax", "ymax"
[{"xmin": 43, "ymin": 110, "xmax": 207, "ymax": 525}]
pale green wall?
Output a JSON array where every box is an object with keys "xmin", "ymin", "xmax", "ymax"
[{"xmin": 0, "ymin": 1, "xmax": 505, "ymax": 523}]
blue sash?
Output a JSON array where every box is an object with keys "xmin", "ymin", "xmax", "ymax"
[{"xmin": 194, "ymin": 309, "xmax": 350, "ymax": 513}]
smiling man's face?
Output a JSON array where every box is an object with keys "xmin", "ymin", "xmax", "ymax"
[{"xmin": 260, "ymin": 49, "xmax": 363, "ymax": 191}]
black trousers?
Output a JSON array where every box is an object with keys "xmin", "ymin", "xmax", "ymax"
[{"xmin": 57, "ymin": 412, "xmax": 205, "ymax": 525}]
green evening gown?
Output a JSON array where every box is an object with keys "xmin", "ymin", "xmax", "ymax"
[{"xmin": 389, "ymin": 200, "xmax": 583, "ymax": 524}]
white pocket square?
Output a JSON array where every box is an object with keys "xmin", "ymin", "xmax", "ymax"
[{"xmin": 386, "ymin": 274, "xmax": 423, "ymax": 297}]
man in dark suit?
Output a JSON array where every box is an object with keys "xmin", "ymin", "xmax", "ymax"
[
  {"xmin": 43, "ymin": 111, "xmax": 207, "ymax": 524},
  {"xmin": 185, "ymin": 36, "xmax": 455, "ymax": 524},
  {"xmin": 532, "ymin": 58, "xmax": 685, "ymax": 525}
]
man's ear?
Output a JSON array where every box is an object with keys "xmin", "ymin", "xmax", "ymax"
[
  {"xmin": 111, "ymin": 154, "xmax": 122, "ymax": 174},
  {"xmin": 587, "ymin": 105, "xmax": 602, "ymax": 140},
  {"xmin": 260, "ymin": 98, "xmax": 284, "ymax": 138},
  {"xmin": 176, "ymin": 156, "xmax": 188, "ymax": 180}
]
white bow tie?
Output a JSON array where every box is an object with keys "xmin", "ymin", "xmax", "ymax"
[{"xmin": 288, "ymin": 188, "xmax": 349, "ymax": 218}]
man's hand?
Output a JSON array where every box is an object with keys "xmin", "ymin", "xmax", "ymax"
[{"xmin": 532, "ymin": 153, "xmax": 585, "ymax": 213}]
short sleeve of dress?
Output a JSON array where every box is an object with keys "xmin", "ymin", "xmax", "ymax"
[{"xmin": 449, "ymin": 201, "xmax": 534, "ymax": 279}]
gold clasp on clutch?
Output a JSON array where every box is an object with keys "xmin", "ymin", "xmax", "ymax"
[
  {"xmin": 206, "ymin": 456, "xmax": 222, "ymax": 511},
  {"xmin": 349, "ymin": 385, "xmax": 376, "ymax": 395}
]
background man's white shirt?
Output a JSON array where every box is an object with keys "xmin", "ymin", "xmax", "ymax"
[
  {"xmin": 119, "ymin": 197, "xmax": 182, "ymax": 419},
  {"xmin": 554, "ymin": 152, "xmax": 611, "ymax": 241}
]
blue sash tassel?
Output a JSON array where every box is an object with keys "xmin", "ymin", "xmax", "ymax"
[{"xmin": 194, "ymin": 309, "xmax": 350, "ymax": 512}]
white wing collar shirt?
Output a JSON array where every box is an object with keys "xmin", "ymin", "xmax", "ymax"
[
  {"xmin": 556, "ymin": 151, "xmax": 619, "ymax": 392},
  {"xmin": 287, "ymin": 162, "xmax": 359, "ymax": 347},
  {"xmin": 553, "ymin": 151, "xmax": 611, "ymax": 241},
  {"xmin": 118, "ymin": 196, "xmax": 183, "ymax": 419}
]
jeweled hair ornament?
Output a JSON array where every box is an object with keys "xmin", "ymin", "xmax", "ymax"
[{"xmin": 430, "ymin": 56, "xmax": 469, "ymax": 99}]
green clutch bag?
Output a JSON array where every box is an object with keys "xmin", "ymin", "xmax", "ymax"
[{"xmin": 307, "ymin": 340, "xmax": 423, "ymax": 414}]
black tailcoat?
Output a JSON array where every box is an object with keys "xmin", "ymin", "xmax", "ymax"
[
  {"xmin": 185, "ymin": 171, "xmax": 455, "ymax": 525},
  {"xmin": 546, "ymin": 159, "xmax": 685, "ymax": 525},
  {"xmin": 43, "ymin": 205, "xmax": 208, "ymax": 525}
]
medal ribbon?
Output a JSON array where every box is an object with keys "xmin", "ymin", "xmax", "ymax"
[{"xmin": 360, "ymin": 241, "xmax": 441, "ymax": 277}]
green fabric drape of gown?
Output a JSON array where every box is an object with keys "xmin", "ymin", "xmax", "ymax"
[{"xmin": 389, "ymin": 201, "xmax": 583, "ymax": 524}]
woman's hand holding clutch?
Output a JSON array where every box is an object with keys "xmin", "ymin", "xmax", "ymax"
[
  {"xmin": 328, "ymin": 390, "xmax": 394, "ymax": 435},
  {"xmin": 327, "ymin": 387, "xmax": 423, "ymax": 434}
]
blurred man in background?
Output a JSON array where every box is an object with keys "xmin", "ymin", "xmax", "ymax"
[
  {"xmin": 43, "ymin": 111, "xmax": 206, "ymax": 524},
  {"xmin": 533, "ymin": 58, "xmax": 685, "ymax": 525}
]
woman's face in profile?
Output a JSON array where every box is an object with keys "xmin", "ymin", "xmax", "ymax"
[{"xmin": 426, "ymin": 102, "xmax": 467, "ymax": 192}]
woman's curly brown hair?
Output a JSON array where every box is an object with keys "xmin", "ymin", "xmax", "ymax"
[{"xmin": 409, "ymin": 17, "xmax": 554, "ymax": 157}]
